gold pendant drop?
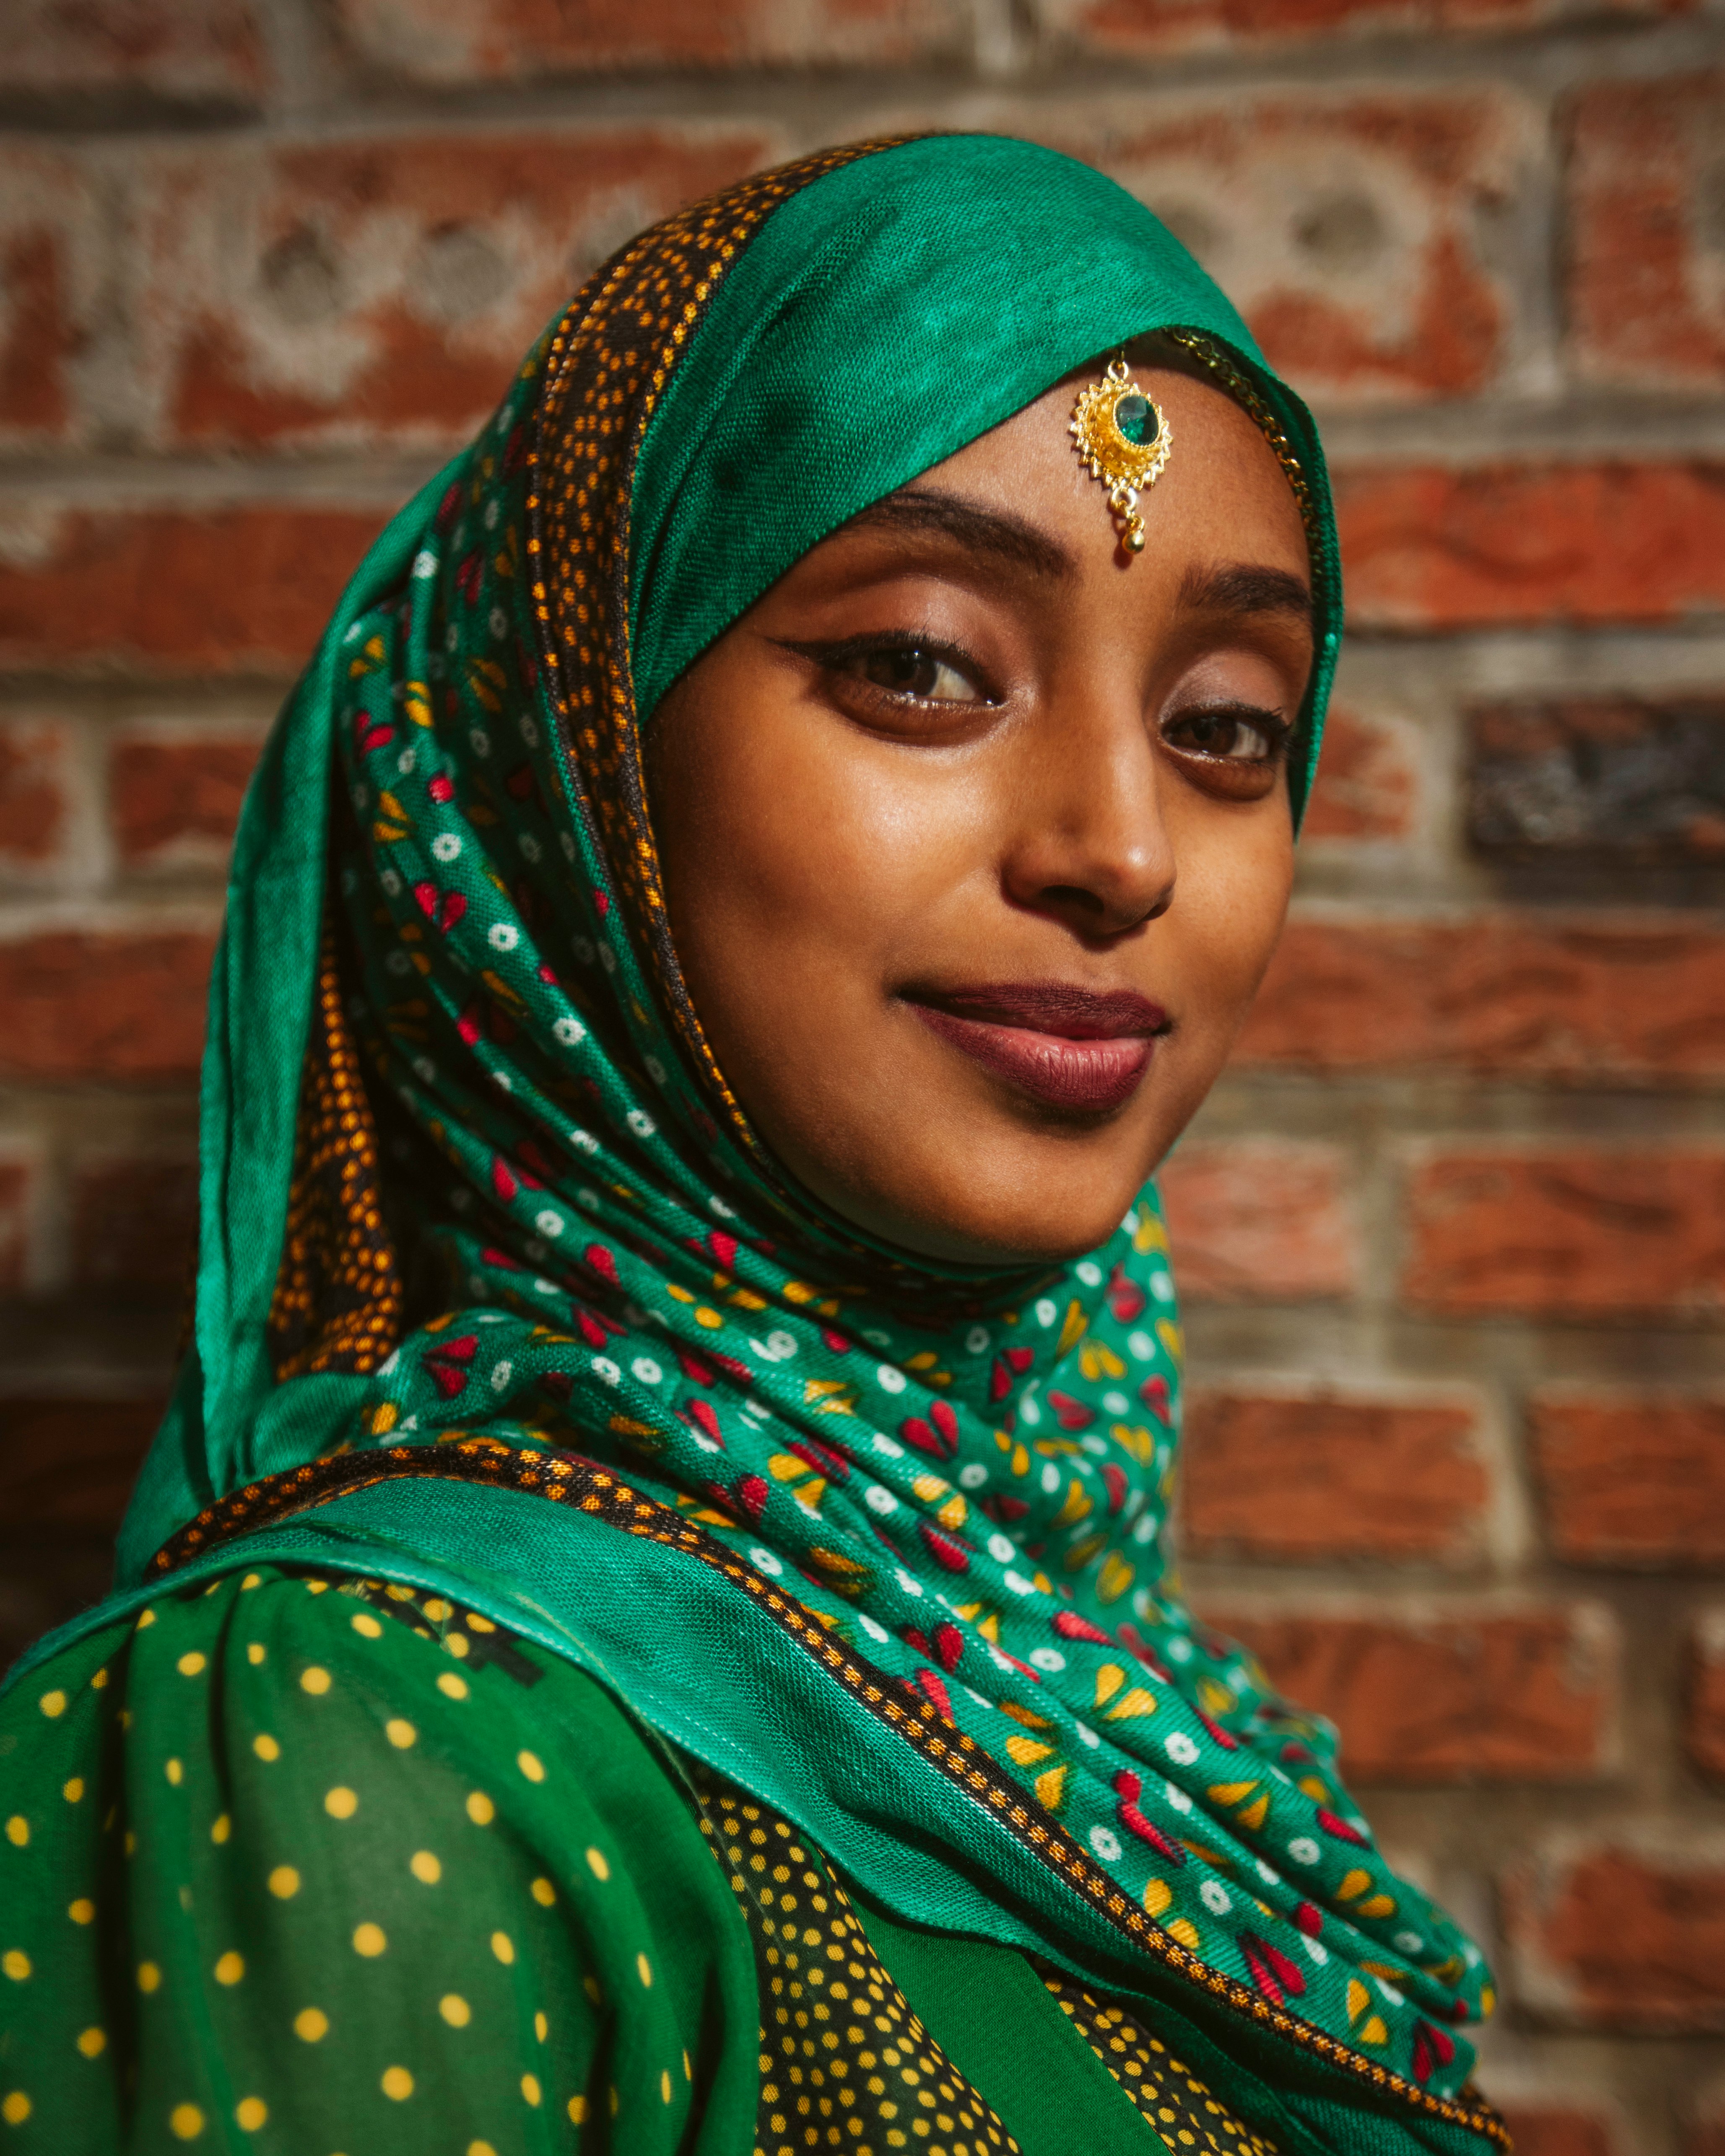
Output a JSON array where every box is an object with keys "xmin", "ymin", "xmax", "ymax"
[{"xmin": 1070, "ymin": 356, "xmax": 1171, "ymax": 555}]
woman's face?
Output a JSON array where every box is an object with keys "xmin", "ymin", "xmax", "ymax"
[{"xmin": 649, "ymin": 355, "xmax": 1312, "ymax": 1267}]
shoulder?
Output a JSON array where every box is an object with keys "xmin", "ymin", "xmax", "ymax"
[{"xmin": 0, "ymin": 1564, "xmax": 758, "ymax": 2152}]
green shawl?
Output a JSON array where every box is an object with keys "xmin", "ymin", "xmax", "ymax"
[{"xmin": 6, "ymin": 136, "xmax": 1499, "ymax": 2151}]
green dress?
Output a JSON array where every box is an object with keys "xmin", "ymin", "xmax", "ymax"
[{"xmin": 2, "ymin": 1564, "xmax": 1278, "ymax": 2155}]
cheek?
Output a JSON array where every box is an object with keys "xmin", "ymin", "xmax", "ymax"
[
  {"xmin": 695, "ymin": 726, "xmax": 968, "ymax": 983},
  {"xmin": 1166, "ymin": 816, "xmax": 1294, "ymax": 1043},
  {"xmin": 659, "ymin": 694, "xmax": 975, "ymax": 1142}
]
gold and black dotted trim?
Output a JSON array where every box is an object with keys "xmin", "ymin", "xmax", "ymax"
[
  {"xmin": 695, "ymin": 1775, "xmax": 1020, "ymax": 2156},
  {"xmin": 1040, "ymin": 1967, "xmax": 1275, "ymax": 2153},
  {"xmin": 525, "ymin": 140, "xmax": 908, "ymax": 1168},
  {"xmin": 147, "ymin": 1440, "xmax": 1507, "ymax": 2150},
  {"xmin": 265, "ymin": 923, "xmax": 403, "ymax": 1378}
]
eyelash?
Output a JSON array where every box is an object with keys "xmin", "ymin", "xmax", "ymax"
[
  {"xmin": 786, "ymin": 632, "xmax": 997, "ymax": 708},
  {"xmin": 1162, "ymin": 702, "xmax": 1294, "ymax": 765},
  {"xmin": 789, "ymin": 635, "xmax": 1293, "ymax": 771}
]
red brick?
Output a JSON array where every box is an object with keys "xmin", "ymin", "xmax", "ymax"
[
  {"xmin": 0, "ymin": 1157, "xmax": 33, "ymax": 1294},
  {"xmin": 0, "ymin": 1396, "xmax": 164, "ymax": 1536},
  {"xmin": 1182, "ymin": 1388, "xmax": 1489, "ymax": 1564},
  {"xmin": 1044, "ymin": 88, "xmax": 1528, "ymax": 401},
  {"xmin": 1403, "ymin": 1151, "xmax": 1725, "ymax": 1321},
  {"xmin": 1213, "ymin": 1601, "xmax": 1616, "ymax": 1782},
  {"xmin": 1530, "ymin": 1394, "xmax": 1725, "ymax": 1567},
  {"xmin": 134, "ymin": 129, "xmax": 775, "ymax": 449},
  {"xmin": 1336, "ymin": 462, "xmax": 1725, "ymax": 630},
  {"xmin": 1300, "ymin": 703, "xmax": 1418, "ymax": 842},
  {"xmin": 0, "ymin": 931, "xmax": 213, "ymax": 1083},
  {"xmin": 1689, "ymin": 1614, "xmax": 1725, "ymax": 1784},
  {"xmin": 332, "ymin": 0, "xmax": 966, "ymax": 80},
  {"xmin": 69, "ymin": 1155, "xmax": 198, "ymax": 1292},
  {"xmin": 1042, "ymin": 0, "xmax": 1687, "ymax": 57},
  {"xmin": 0, "ymin": 148, "xmax": 101, "ymax": 447},
  {"xmin": 1567, "ymin": 73, "xmax": 1725, "ymax": 392},
  {"xmin": 1237, "ymin": 916, "xmax": 1725, "ymax": 1080},
  {"xmin": 10, "ymin": 0, "xmax": 264, "ymax": 101},
  {"xmin": 1157, "ymin": 1143, "xmax": 1356, "ymax": 1302},
  {"xmin": 1493, "ymin": 2112, "xmax": 1618, "ymax": 2156},
  {"xmin": 111, "ymin": 727, "xmax": 262, "ymax": 868},
  {"xmin": 0, "ymin": 719, "xmax": 69, "ymax": 867},
  {"xmin": 1504, "ymin": 1842, "xmax": 1725, "ymax": 2030},
  {"xmin": 0, "ymin": 508, "xmax": 380, "ymax": 672}
]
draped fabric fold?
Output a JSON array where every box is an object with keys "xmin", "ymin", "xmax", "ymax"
[{"xmin": 10, "ymin": 135, "xmax": 1499, "ymax": 2147}]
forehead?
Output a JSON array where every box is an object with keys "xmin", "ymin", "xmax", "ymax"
[{"xmin": 922, "ymin": 363, "xmax": 1313, "ymax": 583}]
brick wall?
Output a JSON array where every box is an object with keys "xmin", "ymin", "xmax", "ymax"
[{"xmin": 3, "ymin": 0, "xmax": 1724, "ymax": 2139}]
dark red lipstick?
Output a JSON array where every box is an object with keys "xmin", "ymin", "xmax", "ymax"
[{"xmin": 904, "ymin": 981, "xmax": 1170, "ymax": 1114}]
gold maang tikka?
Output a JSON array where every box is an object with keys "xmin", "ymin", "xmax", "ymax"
[{"xmin": 1070, "ymin": 355, "xmax": 1171, "ymax": 555}]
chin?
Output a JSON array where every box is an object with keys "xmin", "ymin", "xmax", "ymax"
[{"xmin": 873, "ymin": 1168, "xmax": 1144, "ymax": 1271}]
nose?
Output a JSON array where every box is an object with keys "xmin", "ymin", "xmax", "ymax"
[{"xmin": 1000, "ymin": 700, "xmax": 1175, "ymax": 941}]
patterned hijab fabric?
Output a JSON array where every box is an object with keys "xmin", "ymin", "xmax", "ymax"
[{"xmin": 28, "ymin": 136, "xmax": 1496, "ymax": 2138}]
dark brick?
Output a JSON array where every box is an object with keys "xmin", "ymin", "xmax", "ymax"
[
  {"xmin": 69, "ymin": 1156, "xmax": 198, "ymax": 1292},
  {"xmin": 0, "ymin": 1159, "xmax": 31, "ymax": 1293},
  {"xmin": 0, "ymin": 1395, "xmax": 162, "ymax": 1536},
  {"xmin": 1468, "ymin": 698, "xmax": 1725, "ymax": 860}
]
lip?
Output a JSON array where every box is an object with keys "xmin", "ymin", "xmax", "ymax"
[{"xmin": 905, "ymin": 981, "xmax": 1170, "ymax": 1115}]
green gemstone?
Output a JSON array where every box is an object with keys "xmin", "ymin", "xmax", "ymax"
[{"xmin": 1114, "ymin": 392, "xmax": 1156, "ymax": 446}]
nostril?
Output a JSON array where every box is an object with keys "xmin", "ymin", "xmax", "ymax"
[{"xmin": 1037, "ymin": 880, "xmax": 1174, "ymax": 934}]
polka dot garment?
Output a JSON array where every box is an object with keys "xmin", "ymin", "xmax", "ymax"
[
  {"xmin": 2, "ymin": 1560, "xmax": 1296, "ymax": 2155},
  {"xmin": 0, "ymin": 1565, "xmax": 758, "ymax": 2153}
]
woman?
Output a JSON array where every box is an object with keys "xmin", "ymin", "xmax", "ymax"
[{"xmin": 0, "ymin": 136, "xmax": 1505, "ymax": 2154}]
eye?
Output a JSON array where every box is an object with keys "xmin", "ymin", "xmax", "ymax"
[
  {"xmin": 856, "ymin": 643, "xmax": 983, "ymax": 704},
  {"xmin": 1163, "ymin": 705, "xmax": 1287, "ymax": 763}
]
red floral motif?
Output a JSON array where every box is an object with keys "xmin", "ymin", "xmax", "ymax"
[
  {"xmin": 1240, "ymin": 1932, "xmax": 1307, "ymax": 2008},
  {"xmin": 1112, "ymin": 1769, "xmax": 1187, "ymax": 1866},
  {"xmin": 424, "ymin": 1334, "xmax": 478, "ymax": 1400},
  {"xmin": 900, "ymin": 1400, "xmax": 958, "ymax": 1460}
]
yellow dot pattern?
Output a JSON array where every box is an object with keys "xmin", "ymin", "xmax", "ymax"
[
  {"xmin": 0, "ymin": 1561, "xmax": 1395, "ymax": 2156},
  {"xmin": 1042, "ymin": 1975, "xmax": 1277, "ymax": 2153},
  {"xmin": 0, "ymin": 1567, "xmax": 633, "ymax": 2151},
  {"xmin": 701, "ymin": 1782, "xmax": 1018, "ymax": 2156}
]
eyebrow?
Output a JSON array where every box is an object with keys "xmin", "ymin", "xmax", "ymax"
[
  {"xmin": 1179, "ymin": 560, "xmax": 1313, "ymax": 623},
  {"xmin": 842, "ymin": 486, "xmax": 1076, "ymax": 583}
]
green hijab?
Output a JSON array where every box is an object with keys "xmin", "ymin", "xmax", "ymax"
[{"xmin": 8, "ymin": 136, "xmax": 1499, "ymax": 2151}]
